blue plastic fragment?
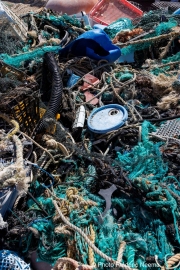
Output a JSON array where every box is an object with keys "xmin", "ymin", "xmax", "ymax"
[
  {"xmin": 59, "ymin": 29, "xmax": 121, "ymax": 62},
  {"xmin": 104, "ymin": 17, "xmax": 133, "ymax": 39},
  {"xmin": 117, "ymin": 52, "xmax": 135, "ymax": 63},
  {"xmin": 87, "ymin": 104, "xmax": 128, "ymax": 134},
  {"xmin": 67, "ymin": 74, "xmax": 80, "ymax": 87}
]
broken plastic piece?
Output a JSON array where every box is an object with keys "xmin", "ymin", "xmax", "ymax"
[
  {"xmin": 67, "ymin": 74, "xmax": 80, "ymax": 88},
  {"xmin": 0, "ymin": 214, "xmax": 7, "ymax": 230},
  {"xmin": 151, "ymin": 119, "xmax": 180, "ymax": 143},
  {"xmin": 59, "ymin": 29, "xmax": 121, "ymax": 62},
  {"xmin": 73, "ymin": 105, "xmax": 86, "ymax": 128},
  {"xmin": 80, "ymin": 74, "xmax": 100, "ymax": 91},
  {"xmin": 117, "ymin": 52, "xmax": 135, "ymax": 63},
  {"xmin": 93, "ymin": 24, "xmax": 106, "ymax": 30},
  {"xmin": 0, "ymin": 2, "xmax": 13, "ymax": 22},
  {"xmin": 84, "ymin": 91, "xmax": 99, "ymax": 105}
]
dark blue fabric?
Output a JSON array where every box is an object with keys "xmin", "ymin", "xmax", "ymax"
[{"xmin": 59, "ymin": 29, "xmax": 121, "ymax": 62}]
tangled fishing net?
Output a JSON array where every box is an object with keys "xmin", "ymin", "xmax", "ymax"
[{"xmin": 0, "ymin": 6, "xmax": 180, "ymax": 270}]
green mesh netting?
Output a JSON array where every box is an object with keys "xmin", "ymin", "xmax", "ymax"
[
  {"xmin": 135, "ymin": 11, "xmax": 160, "ymax": 31},
  {"xmin": 104, "ymin": 18, "xmax": 133, "ymax": 39},
  {"xmin": 151, "ymin": 51, "xmax": 180, "ymax": 76},
  {"xmin": 106, "ymin": 71, "xmax": 133, "ymax": 84},
  {"xmin": 35, "ymin": 13, "xmax": 81, "ymax": 29},
  {"xmin": 134, "ymin": 10, "xmax": 180, "ymax": 31},
  {"xmin": 115, "ymin": 121, "xmax": 180, "ymax": 244},
  {"xmin": 116, "ymin": 72, "xmax": 133, "ymax": 82},
  {"xmin": 16, "ymin": 126, "xmax": 179, "ymax": 268},
  {"xmin": 116, "ymin": 121, "xmax": 167, "ymax": 180}
]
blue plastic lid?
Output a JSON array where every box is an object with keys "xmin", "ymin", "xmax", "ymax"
[{"xmin": 87, "ymin": 104, "xmax": 128, "ymax": 133}]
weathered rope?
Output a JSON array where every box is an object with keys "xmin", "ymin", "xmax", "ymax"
[
  {"xmin": 116, "ymin": 31, "xmax": 180, "ymax": 48},
  {"xmin": 117, "ymin": 241, "xmax": 126, "ymax": 263},
  {"xmin": 53, "ymin": 200, "xmax": 133, "ymax": 270},
  {"xmin": 161, "ymin": 254, "xmax": 180, "ymax": 270},
  {"xmin": 0, "ymin": 113, "xmax": 19, "ymax": 138},
  {"xmin": 88, "ymin": 224, "xmax": 96, "ymax": 267}
]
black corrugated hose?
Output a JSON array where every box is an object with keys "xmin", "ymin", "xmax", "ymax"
[{"xmin": 35, "ymin": 52, "xmax": 63, "ymax": 134}]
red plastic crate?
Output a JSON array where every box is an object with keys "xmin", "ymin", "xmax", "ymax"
[{"xmin": 90, "ymin": 0, "xmax": 143, "ymax": 26}]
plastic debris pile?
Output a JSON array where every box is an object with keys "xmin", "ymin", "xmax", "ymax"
[{"xmin": 1, "ymin": 2, "xmax": 180, "ymax": 270}]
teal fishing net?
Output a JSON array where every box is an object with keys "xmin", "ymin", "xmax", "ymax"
[
  {"xmin": 116, "ymin": 121, "xmax": 167, "ymax": 180},
  {"xmin": 151, "ymin": 51, "xmax": 180, "ymax": 76},
  {"xmin": 4, "ymin": 121, "xmax": 180, "ymax": 269},
  {"xmin": 93, "ymin": 207, "xmax": 174, "ymax": 269},
  {"xmin": 116, "ymin": 121, "xmax": 180, "ymax": 245},
  {"xmin": 35, "ymin": 13, "xmax": 81, "ymax": 28},
  {"xmin": 134, "ymin": 10, "xmax": 180, "ymax": 31},
  {"xmin": 17, "ymin": 120, "xmax": 177, "ymax": 267},
  {"xmin": 0, "ymin": 46, "xmax": 59, "ymax": 68},
  {"xmin": 0, "ymin": 12, "xmax": 82, "ymax": 68},
  {"xmin": 104, "ymin": 18, "xmax": 133, "ymax": 39},
  {"xmin": 121, "ymin": 18, "xmax": 177, "ymax": 56},
  {"xmin": 106, "ymin": 70, "xmax": 134, "ymax": 84},
  {"xmin": 1, "ymin": 9, "xmax": 180, "ymax": 267}
]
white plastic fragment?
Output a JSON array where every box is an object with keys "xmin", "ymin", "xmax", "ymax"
[{"xmin": 73, "ymin": 105, "xmax": 86, "ymax": 128}]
